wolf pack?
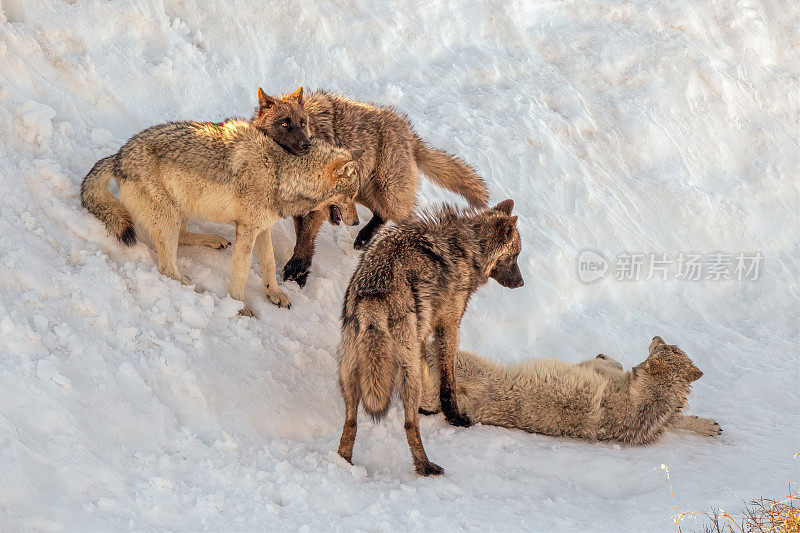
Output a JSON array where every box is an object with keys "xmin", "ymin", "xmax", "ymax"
[{"xmin": 81, "ymin": 87, "xmax": 721, "ymax": 476}]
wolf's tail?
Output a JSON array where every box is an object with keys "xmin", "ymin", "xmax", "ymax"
[
  {"xmin": 413, "ymin": 137, "xmax": 488, "ymax": 208},
  {"xmin": 358, "ymin": 320, "xmax": 396, "ymax": 420},
  {"xmin": 341, "ymin": 306, "xmax": 397, "ymax": 420},
  {"xmin": 80, "ymin": 155, "xmax": 136, "ymax": 246}
]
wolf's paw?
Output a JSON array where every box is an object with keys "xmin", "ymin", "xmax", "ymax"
[
  {"xmin": 419, "ymin": 407, "xmax": 439, "ymax": 416},
  {"xmin": 283, "ymin": 258, "xmax": 311, "ymax": 287},
  {"xmin": 444, "ymin": 413, "xmax": 472, "ymax": 428},
  {"xmin": 266, "ymin": 288, "xmax": 291, "ymax": 309},
  {"xmin": 415, "ymin": 461, "xmax": 444, "ymax": 477},
  {"xmin": 696, "ymin": 416, "xmax": 723, "ymax": 436},
  {"xmin": 238, "ymin": 306, "xmax": 254, "ymax": 318},
  {"xmin": 212, "ymin": 237, "xmax": 232, "ymax": 250},
  {"xmin": 337, "ymin": 450, "xmax": 353, "ymax": 465}
]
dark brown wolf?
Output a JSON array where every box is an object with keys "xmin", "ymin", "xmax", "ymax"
[
  {"xmin": 336, "ymin": 200, "xmax": 523, "ymax": 475},
  {"xmin": 282, "ymin": 88, "xmax": 490, "ymax": 286}
]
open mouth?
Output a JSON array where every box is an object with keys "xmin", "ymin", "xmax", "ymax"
[{"xmin": 328, "ymin": 204, "xmax": 342, "ymax": 225}]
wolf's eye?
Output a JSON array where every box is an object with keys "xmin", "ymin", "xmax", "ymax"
[
  {"xmin": 281, "ymin": 122, "xmax": 290, "ymax": 128},
  {"xmin": 300, "ymin": 121, "xmax": 306, "ymax": 128}
]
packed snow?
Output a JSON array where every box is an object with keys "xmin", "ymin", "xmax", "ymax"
[{"xmin": 0, "ymin": 0, "xmax": 797, "ymax": 530}]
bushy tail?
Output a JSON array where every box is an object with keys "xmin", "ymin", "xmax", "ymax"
[
  {"xmin": 357, "ymin": 319, "xmax": 397, "ymax": 420},
  {"xmin": 80, "ymin": 155, "xmax": 136, "ymax": 245},
  {"xmin": 413, "ymin": 137, "xmax": 488, "ymax": 208},
  {"xmin": 339, "ymin": 305, "xmax": 398, "ymax": 420}
]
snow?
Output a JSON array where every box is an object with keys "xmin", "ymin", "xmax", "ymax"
[{"xmin": 0, "ymin": 0, "xmax": 797, "ymax": 530}]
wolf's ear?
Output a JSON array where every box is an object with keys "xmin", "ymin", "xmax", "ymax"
[
  {"xmin": 643, "ymin": 357, "xmax": 669, "ymax": 375},
  {"xmin": 258, "ymin": 87, "xmax": 276, "ymax": 113},
  {"xmin": 285, "ymin": 86, "xmax": 304, "ymax": 105},
  {"xmin": 350, "ymin": 148, "xmax": 364, "ymax": 160},
  {"xmin": 493, "ymin": 199, "xmax": 514, "ymax": 215},
  {"xmin": 341, "ymin": 160, "xmax": 359, "ymax": 180},
  {"xmin": 649, "ymin": 336, "xmax": 666, "ymax": 354},
  {"xmin": 492, "ymin": 215, "xmax": 517, "ymax": 243},
  {"xmin": 686, "ymin": 366, "xmax": 703, "ymax": 382}
]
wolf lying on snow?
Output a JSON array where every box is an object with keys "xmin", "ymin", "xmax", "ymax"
[
  {"xmin": 81, "ymin": 89, "xmax": 360, "ymax": 315},
  {"xmin": 420, "ymin": 336, "xmax": 722, "ymax": 444},
  {"xmin": 337, "ymin": 201, "xmax": 524, "ymax": 476}
]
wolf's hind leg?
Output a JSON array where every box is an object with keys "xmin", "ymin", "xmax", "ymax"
[
  {"xmin": 154, "ymin": 225, "xmax": 186, "ymax": 283},
  {"xmin": 122, "ymin": 185, "xmax": 186, "ymax": 284},
  {"xmin": 337, "ymin": 364, "xmax": 361, "ymax": 464},
  {"xmin": 179, "ymin": 221, "xmax": 230, "ymax": 249},
  {"xmin": 400, "ymin": 353, "xmax": 443, "ymax": 476},
  {"xmin": 671, "ymin": 415, "xmax": 722, "ymax": 436}
]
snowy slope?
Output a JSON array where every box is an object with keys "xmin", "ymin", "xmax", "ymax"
[{"xmin": 0, "ymin": 0, "xmax": 797, "ymax": 530}]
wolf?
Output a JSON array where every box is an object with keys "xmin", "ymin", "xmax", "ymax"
[
  {"xmin": 419, "ymin": 336, "xmax": 722, "ymax": 445},
  {"xmin": 81, "ymin": 90, "xmax": 360, "ymax": 315},
  {"xmin": 250, "ymin": 86, "xmax": 360, "ymax": 228},
  {"xmin": 280, "ymin": 88, "xmax": 490, "ymax": 287},
  {"xmin": 336, "ymin": 200, "xmax": 524, "ymax": 475}
]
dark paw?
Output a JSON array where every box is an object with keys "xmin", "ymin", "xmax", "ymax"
[
  {"xmin": 283, "ymin": 258, "xmax": 311, "ymax": 286},
  {"xmin": 353, "ymin": 227, "xmax": 375, "ymax": 250},
  {"xmin": 415, "ymin": 461, "xmax": 444, "ymax": 476},
  {"xmin": 217, "ymin": 240, "xmax": 232, "ymax": 250},
  {"xmin": 353, "ymin": 234, "xmax": 370, "ymax": 250},
  {"xmin": 418, "ymin": 407, "xmax": 439, "ymax": 416},
  {"xmin": 444, "ymin": 413, "xmax": 472, "ymax": 427}
]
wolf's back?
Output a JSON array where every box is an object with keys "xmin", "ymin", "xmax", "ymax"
[{"xmin": 81, "ymin": 154, "xmax": 136, "ymax": 245}]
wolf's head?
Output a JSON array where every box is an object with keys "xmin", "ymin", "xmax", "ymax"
[
  {"xmin": 633, "ymin": 336, "xmax": 704, "ymax": 384},
  {"xmin": 252, "ymin": 87, "xmax": 312, "ymax": 156},
  {"xmin": 316, "ymin": 148, "xmax": 362, "ymax": 225},
  {"xmin": 478, "ymin": 199, "xmax": 524, "ymax": 289}
]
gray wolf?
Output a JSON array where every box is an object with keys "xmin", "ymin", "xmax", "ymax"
[
  {"xmin": 336, "ymin": 200, "xmax": 524, "ymax": 475},
  {"xmin": 81, "ymin": 91, "xmax": 360, "ymax": 315},
  {"xmin": 419, "ymin": 336, "xmax": 722, "ymax": 444},
  {"xmin": 282, "ymin": 88, "xmax": 490, "ymax": 287}
]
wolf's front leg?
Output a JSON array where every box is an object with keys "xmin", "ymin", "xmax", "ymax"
[
  {"xmin": 255, "ymin": 227, "xmax": 291, "ymax": 309},
  {"xmin": 283, "ymin": 209, "xmax": 327, "ymax": 287},
  {"xmin": 229, "ymin": 224, "xmax": 258, "ymax": 316},
  {"xmin": 434, "ymin": 322, "xmax": 471, "ymax": 427},
  {"xmin": 671, "ymin": 415, "xmax": 722, "ymax": 437}
]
